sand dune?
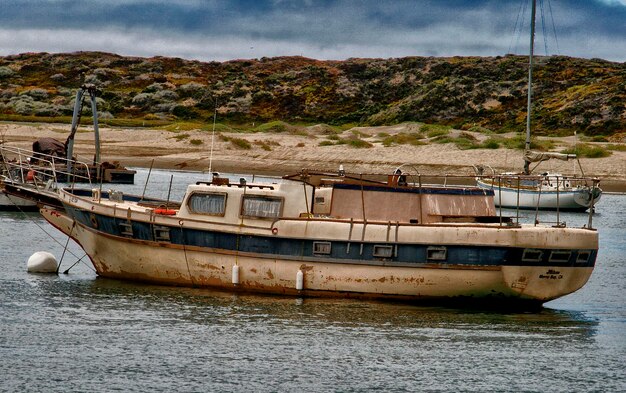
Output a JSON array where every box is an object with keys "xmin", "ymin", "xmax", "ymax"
[{"xmin": 2, "ymin": 122, "xmax": 625, "ymax": 190}]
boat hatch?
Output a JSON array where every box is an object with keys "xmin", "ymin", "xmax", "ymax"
[
  {"xmin": 313, "ymin": 241, "xmax": 332, "ymax": 255},
  {"xmin": 373, "ymin": 245, "xmax": 394, "ymax": 258},
  {"xmin": 188, "ymin": 192, "xmax": 227, "ymax": 216},
  {"xmin": 549, "ymin": 250, "xmax": 571, "ymax": 263},
  {"xmin": 427, "ymin": 246, "xmax": 447, "ymax": 261},
  {"xmin": 522, "ymin": 249, "xmax": 543, "ymax": 262}
]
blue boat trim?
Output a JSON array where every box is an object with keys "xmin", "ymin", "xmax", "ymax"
[{"xmin": 65, "ymin": 206, "xmax": 597, "ymax": 269}]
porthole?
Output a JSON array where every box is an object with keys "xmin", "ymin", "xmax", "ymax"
[
  {"xmin": 576, "ymin": 251, "xmax": 591, "ymax": 264},
  {"xmin": 522, "ymin": 249, "xmax": 543, "ymax": 262},
  {"xmin": 119, "ymin": 222, "xmax": 133, "ymax": 237},
  {"xmin": 313, "ymin": 241, "xmax": 331, "ymax": 255},
  {"xmin": 427, "ymin": 246, "xmax": 447, "ymax": 261},
  {"xmin": 549, "ymin": 250, "xmax": 571, "ymax": 263},
  {"xmin": 373, "ymin": 245, "xmax": 393, "ymax": 258},
  {"xmin": 153, "ymin": 225, "xmax": 171, "ymax": 242}
]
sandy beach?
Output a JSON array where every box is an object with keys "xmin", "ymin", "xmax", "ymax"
[{"xmin": 2, "ymin": 122, "xmax": 625, "ymax": 191}]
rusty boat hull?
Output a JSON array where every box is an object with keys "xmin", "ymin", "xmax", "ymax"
[{"xmin": 41, "ymin": 179, "xmax": 598, "ymax": 306}]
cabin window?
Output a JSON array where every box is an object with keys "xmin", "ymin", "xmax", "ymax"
[
  {"xmin": 549, "ymin": 251, "xmax": 571, "ymax": 263},
  {"xmin": 241, "ymin": 195, "xmax": 282, "ymax": 218},
  {"xmin": 427, "ymin": 246, "xmax": 447, "ymax": 261},
  {"xmin": 153, "ymin": 225, "xmax": 170, "ymax": 242},
  {"xmin": 522, "ymin": 249, "xmax": 543, "ymax": 262},
  {"xmin": 373, "ymin": 245, "xmax": 393, "ymax": 258},
  {"xmin": 313, "ymin": 241, "xmax": 331, "ymax": 255},
  {"xmin": 315, "ymin": 196, "xmax": 325, "ymax": 204},
  {"xmin": 119, "ymin": 221, "xmax": 133, "ymax": 237},
  {"xmin": 188, "ymin": 192, "xmax": 227, "ymax": 216},
  {"xmin": 576, "ymin": 251, "xmax": 591, "ymax": 264}
]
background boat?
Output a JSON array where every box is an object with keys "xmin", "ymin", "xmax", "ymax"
[{"xmin": 475, "ymin": 0, "xmax": 602, "ymax": 211}]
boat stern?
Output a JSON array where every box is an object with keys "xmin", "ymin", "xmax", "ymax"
[{"xmin": 502, "ymin": 265, "xmax": 594, "ymax": 302}]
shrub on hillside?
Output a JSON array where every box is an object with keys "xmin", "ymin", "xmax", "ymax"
[
  {"xmin": 0, "ymin": 66, "xmax": 15, "ymax": 78},
  {"xmin": 20, "ymin": 88, "xmax": 48, "ymax": 100},
  {"xmin": 172, "ymin": 105, "xmax": 200, "ymax": 119},
  {"xmin": 177, "ymin": 82, "xmax": 207, "ymax": 99}
]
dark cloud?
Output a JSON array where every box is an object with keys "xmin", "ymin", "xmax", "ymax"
[{"xmin": 0, "ymin": 0, "xmax": 624, "ymax": 61}]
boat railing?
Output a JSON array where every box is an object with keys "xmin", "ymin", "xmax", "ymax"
[
  {"xmin": 284, "ymin": 169, "xmax": 598, "ymax": 230},
  {"xmin": 474, "ymin": 172, "xmax": 599, "ymax": 230},
  {"xmin": 0, "ymin": 145, "xmax": 93, "ymax": 192}
]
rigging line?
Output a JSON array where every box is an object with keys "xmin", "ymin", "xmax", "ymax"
[
  {"xmin": 547, "ymin": 0, "xmax": 561, "ymax": 54},
  {"xmin": 540, "ymin": 0, "xmax": 549, "ymax": 55},
  {"xmin": 11, "ymin": 204, "xmax": 95, "ymax": 272},
  {"xmin": 55, "ymin": 220, "xmax": 76, "ymax": 274},
  {"xmin": 179, "ymin": 221, "xmax": 195, "ymax": 287},
  {"xmin": 515, "ymin": 0, "xmax": 529, "ymax": 54},
  {"xmin": 62, "ymin": 255, "xmax": 87, "ymax": 274},
  {"xmin": 509, "ymin": 0, "xmax": 526, "ymax": 54}
]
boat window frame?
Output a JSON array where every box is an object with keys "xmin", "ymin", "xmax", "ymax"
[
  {"xmin": 313, "ymin": 241, "xmax": 332, "ymax": 255},
  {"xmin": 240, "ymin": 194, "xmax": 284, "ymax": 219},
  {"xmin": 522, "ymin": 249, "xmax": 543, "ymax": 263},
  {"xmin": 119, "ymin": 221, "xmax": 133, "ymax": 237},
  {"xmin": 549, "ymin": 250, "xmax": 571, "ymax": 263},
  {"xmin": 576, "ymin": 251, "xmax": 591, "ymax": 264},
  {"xmin": 187, "ymin": 191, "xmax": 228, "ymax": 217},
  {"xmin": 373, "ymin": 245, "xmax": 394, "ymax": 259},
  {"xmin": 427, "ymin": 246, "xmax": 447, "ymax": 261},
  {"xmin": 153, "ymin": 225, "xmax": 171, "ymax": 242}
]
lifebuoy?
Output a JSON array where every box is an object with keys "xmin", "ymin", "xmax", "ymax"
[
  {"xmin": 271, "ymin": 227, "xmax": 278, "ymax": 235},
  {"xmin": 155, "ymin": 208, "xmax": 176, "ymax": 215}
]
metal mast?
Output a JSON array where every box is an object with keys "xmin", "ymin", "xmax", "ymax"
[{"xmin": 523, "ymin": 0, "xmax": 537, "ymax": 175}]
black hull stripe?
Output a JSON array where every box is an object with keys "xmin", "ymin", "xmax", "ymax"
[{"xmin": 66, "ymin": 206, "xmax": 597, "ymax": 268}]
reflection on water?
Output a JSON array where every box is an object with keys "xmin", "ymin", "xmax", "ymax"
[
  {"xmin": 81, "ymin": 277, "xmax": 598, "ymax": 337},
  {"xmin": 3, "ymin": 273, "xmax": 612, "ymax": 392}
]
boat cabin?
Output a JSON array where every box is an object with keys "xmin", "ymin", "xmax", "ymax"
[{"xmin": 176, "ymin": 173, "xmax": 498, "ymax": 225}]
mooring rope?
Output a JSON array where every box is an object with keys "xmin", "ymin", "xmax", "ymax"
[
  {"xmin": 179, "ymin": 220, "xmax": 195, "ymax": 286},
  {"xmin": 55, "ymin": 220, "xmax": 76, "ymax": 274},
  {"xmin": 5, "ymin": 200, "xmax": 95, "ymax": 273}
]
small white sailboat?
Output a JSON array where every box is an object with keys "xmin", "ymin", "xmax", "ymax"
[{"xmin": 476, "ymin": 0, "xmax": 602, "ymax": 211}]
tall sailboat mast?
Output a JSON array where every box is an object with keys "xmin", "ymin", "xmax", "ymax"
[{"xmin": 523, "ymin": 0, "xmax": 537, "ymax": 175}]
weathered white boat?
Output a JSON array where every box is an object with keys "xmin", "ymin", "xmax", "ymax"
[
  {"xmin": 40, "ymin": 170, "xmax": 598, "ymax": 307},
  {"xmin": 0, "ymin": 179, "xmax": 38, "ymax": 211},
  {"xmin": 475, "ymin": 165, "xmax": 602, "ymax": 212},
  {"xmin": 476, "ymin": 0, "xmax": 602, "ymax": 211},
  {"xmin": 0, "ymin": 144, "xmax": 92, "ymax": 211}
]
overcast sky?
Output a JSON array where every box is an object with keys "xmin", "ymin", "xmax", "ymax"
[{"xmin": 0, "ymin": 0, "xmax": 624, "ymax": 62}]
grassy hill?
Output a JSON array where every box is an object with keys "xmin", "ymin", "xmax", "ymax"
[{"xmin": 0, "ymin": 52, "xmax": 624, "ymax": 137}]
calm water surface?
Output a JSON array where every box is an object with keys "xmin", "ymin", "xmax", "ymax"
[{"xmin": 1, "ymin": 169, "xmax": 624, "ymax": 392}]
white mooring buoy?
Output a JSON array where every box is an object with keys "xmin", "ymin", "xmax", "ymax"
[{"xmin": 27, "ymin": 251, "xmax": 58, "ymax": 273}]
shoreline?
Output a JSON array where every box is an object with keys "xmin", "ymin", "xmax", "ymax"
[{"xmin": 2, "ymin": 121, "xmax": 626, "ymax": 192}]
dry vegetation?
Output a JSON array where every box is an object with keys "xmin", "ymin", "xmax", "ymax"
[{"xmin": 0, "ymin": 52, "xmax": 624, "ymax": 139}]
